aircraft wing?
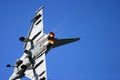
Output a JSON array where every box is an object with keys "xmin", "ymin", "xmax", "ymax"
[
  {"xmin": 24, "ymin": 6, "xmax": 44, "ymax": 50},
  {"xmin": 24, "ymin": 6, "xmax": 47, "ymax": 80},
  {"xmin": 25, "ymin": 53, "xmax": 47, "ymax": 80},
  {"xmin": 52, "ymin": 38, "xmax": 80, "ymax": 48}
]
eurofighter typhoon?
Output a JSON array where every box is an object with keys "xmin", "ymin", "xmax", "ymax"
[{"xmin": 7, "ymin": 6, "xmax": 80, "ymax": 80}]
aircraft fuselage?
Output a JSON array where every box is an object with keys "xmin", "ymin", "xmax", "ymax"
[{"xmin": 9, "ymin": 33, "xmax": 55, "ymax": 80}]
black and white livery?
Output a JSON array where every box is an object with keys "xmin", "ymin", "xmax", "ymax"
[{"xmin": 8, "ymin": 6, "xmax": 80, "ymax": 80}]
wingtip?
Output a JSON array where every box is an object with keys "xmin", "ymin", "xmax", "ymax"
[{"xmin": 36, "ymin": 6, "xmax": 44, "ymax": 14}]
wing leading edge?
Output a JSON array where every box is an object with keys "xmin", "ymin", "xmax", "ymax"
[
  {"xmin": 24, "ymin": 6, "xmax": 44, "ymax": 50},
  {"xmin": 25, "ymin": 53, "xmax": 47, "ymax": 80},
  {"xmin": 24, "ymin": 6, "xmax": 47, "ymax": 80}
]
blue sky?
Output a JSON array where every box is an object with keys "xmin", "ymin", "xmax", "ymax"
[{"xmin": 0, "ymin": 0, "xmax": 120, "ymax": 80}]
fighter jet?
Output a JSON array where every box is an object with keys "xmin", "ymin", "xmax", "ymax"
[{"xmin": 7, "ymin": 6, "xmax": 80, "ymax": 80}]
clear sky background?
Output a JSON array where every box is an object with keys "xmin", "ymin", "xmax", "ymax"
[{"xmin": 0, "ymin": 0, "xmax": 120, "ymax": 80}]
